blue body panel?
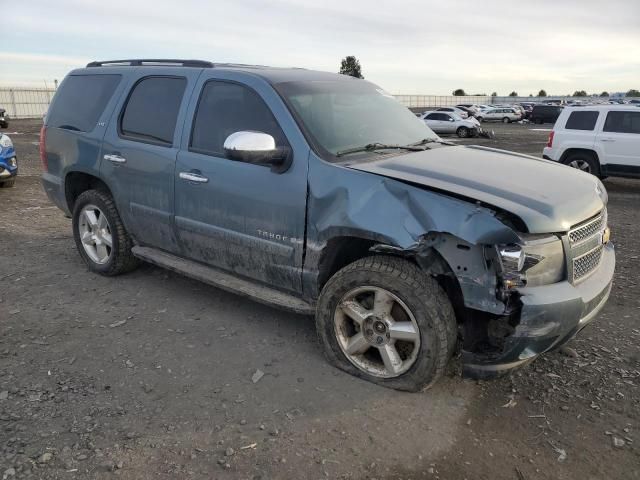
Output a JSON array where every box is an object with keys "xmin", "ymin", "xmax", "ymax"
[
  {"xmin": 174, "ymin": 70, "xmax": 310, "ymax": 293},
  {"xmin": 0, "ymin": 144, "xmax": 17, "ymax": 181}
]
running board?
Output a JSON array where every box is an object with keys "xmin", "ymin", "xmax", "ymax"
[{"xmin": 131, "ymin": 246, "xmax": 315, "ymax": 315}]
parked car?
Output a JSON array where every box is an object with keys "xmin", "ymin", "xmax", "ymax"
[
  {"xmin": 477, "ymin": 107, "xmax": 521, "ymax": 123},
  {"xmin": 0, "ymin": 108, "xmax": 9, "ymax": 129},
  {"xmin": 530, "ymin": 105, "xmax": 563, "ymax": 124},
  {"xmin": 453, "ymin": 105, "xmax": 478, "ymax": 118},
  {"xmin": 41, "ymin": 59, "xmax": 614, "ymax": 391},
  {"xmin": 455, "ymin": 104, "xmax": 479, "ymax": 115},
  {"xmin": 543, "ymin": 105, "xmax": 640, "ymax": 178},
  {"xmin": 516, "ymin": 103, "xmax": 534, "ymax": 119},
  {"xmin": 436, "ymin": 106, "xmax": 469, "ymax": 118},
  {"xmin": 0, "ymin": 133, "xmax": 17, "ymax": 188},
  {"xmin": 421, "ymin": 111, "xmax": 478, "ymax": 137}
]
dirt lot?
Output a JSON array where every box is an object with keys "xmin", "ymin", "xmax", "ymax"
[{"xmin": 1, "ymin": 119, "xmax": 638, "ymax": 480}]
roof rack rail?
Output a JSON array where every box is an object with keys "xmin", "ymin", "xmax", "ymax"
[{"xmin": 86, "ymin": 59, "xmax": 214, "ymax": 68}]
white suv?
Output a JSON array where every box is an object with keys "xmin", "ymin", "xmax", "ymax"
[{"xmin": 543, "ymin": 106, "xmax": 640, "ymax": 178}]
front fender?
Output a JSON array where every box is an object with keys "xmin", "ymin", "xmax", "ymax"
[{"xmin": 304, "ymin": 154, "xmax": 520, "ymax": 309}]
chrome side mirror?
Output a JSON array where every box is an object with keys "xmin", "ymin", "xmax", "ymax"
[{"xmin": 223, "ymin": 131, "xmax": 291, "ymax": 172}]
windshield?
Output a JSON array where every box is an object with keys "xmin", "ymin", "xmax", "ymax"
[{"xmin": 274, "ymin": 79, "xmax": 438, "ymax": 161}]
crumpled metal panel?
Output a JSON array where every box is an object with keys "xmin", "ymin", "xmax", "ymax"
[{"xmin": 303, "ymin": 154, "xmax": 520, "ymax": 312}]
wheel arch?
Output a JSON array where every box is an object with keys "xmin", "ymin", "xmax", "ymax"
[
  {"xmin": 315, "ymin": 232, "xmax": 471, "ymax": 328},
  {"xmin": 64, "ymin": 171, "xmax": 113, "ymax": 212},
  {"xmin": 559, "ymin": 148, "xmax": 600, "ymax": 165}
]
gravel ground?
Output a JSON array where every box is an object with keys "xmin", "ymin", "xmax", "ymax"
[{"xmin": 0, "ymin": 119, "xmax": 638, "ymax": 479}]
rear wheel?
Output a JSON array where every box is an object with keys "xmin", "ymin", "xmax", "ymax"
[
  {"xmin": 72, "ymin": 189, "xmax": 140, "ymax": 276},
  {"xmin": 316, "ymin": 256, "xmax": 456, "ymax": 392},
  {"xmin": 502, "ymin": 117, "xmax": 510, "ymax": 123},
  {"xmin": 563, "ymin": 152, "xmax": 600, "ymax": 176},
  {"xmin": 456, "ymin": 126, "xmax": 469, "ymax": 138}
]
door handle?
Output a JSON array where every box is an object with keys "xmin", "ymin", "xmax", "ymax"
[
  {"xmin": 600, "ymin": 138, "xmax": 615, "ymax": 142},
  {"xmin": 179, "ymin": 171, "xmax": 209, "ymax": 183},
  {"xmin": 104, "ymin": 154, "xmax": 127, "ymax": 163}
]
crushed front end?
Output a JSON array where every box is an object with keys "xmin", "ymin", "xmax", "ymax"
[{"xmin": 460, "ymin": 209, "xmax": 615, "ymax": 378}]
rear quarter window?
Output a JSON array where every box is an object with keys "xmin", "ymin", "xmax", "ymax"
[
  {"xmin": 47, "ymin": 74, "xmax": 121, "ymax": 132},
  {"xmin": 603, "ymin": 111, "xmax": 640, "ymax": 134},
  {"xmin": 565, "ymin": 111, "xmax": 599, "ymax": 130}
]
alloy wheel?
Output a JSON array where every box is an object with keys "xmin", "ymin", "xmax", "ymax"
[
  {"xmin": 78, "ymin": 204, "xmax": 113, "ymax": 264},
  {"xmin": 333, "ymin": 286, "xmax": 421, "ymax": 378},
  {"xmin": 568, "ymin": 159, "xmax": 591, "ymax": 173}
]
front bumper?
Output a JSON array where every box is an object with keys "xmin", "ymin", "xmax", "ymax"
[
  {"xmin": 463, "ymin": 242, "xmax": 615, "ymax": 378},
  {"xmin": 0, "ymin": 147, "xmax": 17, "ymax": 180}
]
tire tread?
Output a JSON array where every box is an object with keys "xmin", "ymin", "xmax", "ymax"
[{"xmin": 316, "ymin": 255, "xmax": 456, "ymax": 391}]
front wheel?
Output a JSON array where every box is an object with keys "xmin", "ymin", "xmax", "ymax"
[
  {"xmin": 72, "ymin": 189, "xmax": 140, "ymax": 276},
  {"xmin": 456, "ymin": 126, "xmax": 469, "ymax": 138},
  {"xmin": 316, "ymin": 256, "xmax": 456, "ymax": 392}
]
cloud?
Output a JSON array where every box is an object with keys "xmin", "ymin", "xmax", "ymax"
[{"xmin": 2, "ymin": 0, "xmax": 639, "ymax": 92}]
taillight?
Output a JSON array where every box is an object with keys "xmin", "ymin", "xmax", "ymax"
[
  {"xmin": 39, "ymin": 125, "xmax": 48, "ymax": 171},
  {"xmin": 547, "ymin": 131, "xmax": 554, "ymax": 148}
]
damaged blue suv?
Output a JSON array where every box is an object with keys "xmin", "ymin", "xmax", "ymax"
[{"xmin": 41, "ymin": 60, "xmax": 615, "ymax": 391}]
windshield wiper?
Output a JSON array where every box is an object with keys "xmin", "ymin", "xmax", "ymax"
[
  {"xmin": 409, "ymin": 138, "xmax": 456, "ymax": 147},
  {"xmin": 336, "ymin": 142, "xmax": 427, "ymax": 157}
]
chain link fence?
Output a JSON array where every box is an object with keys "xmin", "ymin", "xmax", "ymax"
[{"xmin": 0, "ymin": 88, "xmax": 56, "ymax": 119}]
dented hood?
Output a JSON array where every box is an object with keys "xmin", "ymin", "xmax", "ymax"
[{"xmin": 348, "ymin": 145, "xmax": 605, "ymax": 234}]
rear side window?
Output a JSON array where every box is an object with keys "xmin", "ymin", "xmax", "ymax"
[
  {"xmin": 190, "ymin": 81, "xmax": 287, "ymax": 156},
  {"xmin": 603, "ymin": 111, "xmax": 640, "ymax": 134},
  {"xmin": 120, "ymin": 76, "xmax": 187, "ymax": 145},
  {"xmin": 48, "ymin": 75, "xmax": 121, "ymax": 132},
  {"xmin": 565, "ymin": 111, "xmax": 599, "ymax": 130}
]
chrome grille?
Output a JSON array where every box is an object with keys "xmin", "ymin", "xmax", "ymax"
[
  {"xmin": 573, "ymin": 245, "xmax": 604, "ymax": 281},
  {"xmin": 568, "ymin": 209, "xmax": 608, "ymax": 283},
  {"xmin": 569, "ymin": 212, "xmax": 605, "ymax": 245}
]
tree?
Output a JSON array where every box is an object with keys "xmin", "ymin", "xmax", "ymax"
[
  {"xmin": 339, "ymin": 56, "xmax": 364, "ymax": 79},
  {"xmin": 600, "ymin": 91, "xmax": 609, "ymax": 97},
  {"xmin": 508, "ymin": 91, "xmax": 518, "ymax": 97},
  {"xmin": 537, "ymin": 89, "xmax": 547, "ymax": 97},
  {"xmin": 491, "ymin": 91, "xmax": 497, "ymax": 97},
  {"xmin": 573, "ymin": 90, "xmax": 588, "ymax": 97},
  {"xmin": 627, "ymin": 89, "xmax": 640, "ymax": 97},
  {"xmin": 452, "ymin": 88, "xmax": 467, "ymax": 96}
]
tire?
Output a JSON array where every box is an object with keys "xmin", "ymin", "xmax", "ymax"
[
  {"xmin": 0, "ymin": 179, "xmax": 15, "ymax": 188},
  {"xmin": 316, "ymin": 255, "xmax": 456, "ymax": 392},
  {"xmin": 502, "ymin": 117, "xmax": 510, "ymax": 123},
  {"xmin": 477, "ymin": 117, "xmax": 484, "ymax": 123},
  {"xmin": 72, "ymin": 189, "xmax": 140, "ymax": 276},
  {"xmin": 456, "ymin": 126, "xmax": 469, "ymax": 138},
  {"xmin": 562, "ymin": 152, "xmax": 600, "ymax": 176}
]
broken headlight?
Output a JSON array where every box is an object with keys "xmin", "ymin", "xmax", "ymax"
[{"xmin": 497, "ymin": 234, "xmax": 565, "ymax": 289}]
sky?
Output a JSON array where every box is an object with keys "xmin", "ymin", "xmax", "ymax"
[{"xmin": 2, "ymin": 0, "xmax": 639, "ymax": 95}]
